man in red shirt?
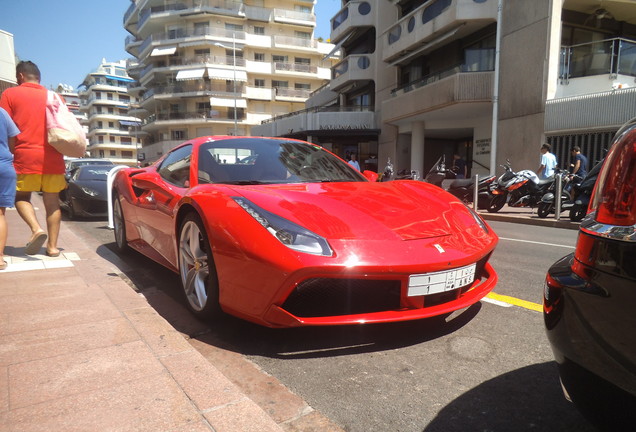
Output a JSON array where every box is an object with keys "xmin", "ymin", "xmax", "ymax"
[{"xmin": 0, "ymin": 61, "xmax": 66, "ymax": 257}]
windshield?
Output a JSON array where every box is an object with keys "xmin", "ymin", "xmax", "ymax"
[
  {"xmin": 198, "ymin": 138, "xmax": 366, "ymax": 184},
  {"xmin": 76, "ymin": 166, "xmax": 111, "ymax": 181}
]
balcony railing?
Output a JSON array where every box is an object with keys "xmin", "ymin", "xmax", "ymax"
[
  {"xmin": 273, "ymin": 8, "xmax": 315, "ymax": 24},
  {"xmin": 145, "ymin": 110, "xmax": 245, "ymax": 125},
  {"xmin": 142, "ymin": 83, "xmax": 245, "ymax": 101},
  {"xmin": 275, "ymin": 88, "xmax": 311, "ymax": 98},
  {"xmin": 273, "ymin": 35, "xmax": 317, "ymax": 49},
  {"xmin": 261, "ymin": 105, "xmax": 373, "ymax": 124},
  {"xmin": 274, "ymin": 62, "xmax": 318, "ymax": 74},
  {"xmin": 391, "ymin": 62, "xmax": 494, "ymax": 96},
  {"xmin": 139, "ymin": 27, "xmax": 247, "ymax": 55},
  {"xmin": 560, "ymin": 37, "xmax": 636, "ymax": 81},
  {"xmin": 138, "ymin": 0, "xmax": 243, "ymax": 29}
]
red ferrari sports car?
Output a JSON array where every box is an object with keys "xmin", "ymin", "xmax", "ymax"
[{"xmin": 111, "ymin": 136, "xmax": 498, "ymax": 327}]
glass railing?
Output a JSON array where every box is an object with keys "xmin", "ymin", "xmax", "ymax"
[
  {"xmin": 261, "ymin": 105, "xmax": 373, "ymax": 124},
  {"xmin": 560, "ymin": 37, "xmax": 636, "ymax": 80}
]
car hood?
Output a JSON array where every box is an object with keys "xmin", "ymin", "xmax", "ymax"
[{"xmin": 230, "ymin": 181, "xmax": 475, "ymax": 241}]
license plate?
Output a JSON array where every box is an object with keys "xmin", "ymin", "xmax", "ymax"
[{"xmin": 408, "ymin": 264, "xmax": 477, "ymax": 297}]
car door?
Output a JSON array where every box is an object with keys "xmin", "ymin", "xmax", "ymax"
[{"xmin": 132, "ymin": 144, "xmax": 193, "ymax": 267}]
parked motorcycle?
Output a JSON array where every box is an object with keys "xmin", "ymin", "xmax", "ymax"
[
  {"xmin": 487, "ymin": 161, "xmax": 555, "ymax": 213},
  {"xmin": 425, "ymin": 156, "xmax": 496, "ymax": 209},
  {"xmin": 567, "ymin": 157, "xmax": 604, "ymax": 221},
  {"xmin": 536, "ymin": 169, "xmax": 581, "ymax": 218}
]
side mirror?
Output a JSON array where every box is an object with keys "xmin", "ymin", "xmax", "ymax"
[
  {"xmin": 362, "ymin": 170, "xmax": 379, "ymax": 182},
  {"xmin": 131, "ymin": 171, "xmax": 160, "ymax": 190}
]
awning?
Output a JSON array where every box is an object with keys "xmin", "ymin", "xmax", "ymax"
[
  {"xmin": 210, "ymin": 97, "xmax": 247, "ymax": 108},
  {"xmin": 105, "ymin": 75, "xmax": 135, "ymax": 83},
  {"xmin": 151, "ymin": 46, "xmax": 177, "ymax": 56},
  {"xmin": 120, "ymin": 120, "xmax": 141, "ymax": 127},
  {"xmin": 207, "ymin": 68, "xmax": 247, "ymax": 82},
  {"xmin": 176, "ymin": 68, "xmax": 206, "ymax": 81},
  {"xmin": 322, "ymin": 34, "xmax": 349, "ymax": 60}
]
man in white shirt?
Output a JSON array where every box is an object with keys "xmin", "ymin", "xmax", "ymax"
[
  {"xmin": 348, "ymin": 153, "xmax": 360, "ymax": 171},
  {"xmin": 537, "ymin": 143, "xmax": 557, "ymax": 179}
]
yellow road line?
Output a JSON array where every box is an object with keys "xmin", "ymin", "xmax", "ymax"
[{"xmin": 486, "ymin": 292, "xmax": 543, "ymax": 312}]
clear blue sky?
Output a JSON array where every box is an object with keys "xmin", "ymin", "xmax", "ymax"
[{"xmin": 0, "ymin": 0, "xmax": 340, "ymax": 90}]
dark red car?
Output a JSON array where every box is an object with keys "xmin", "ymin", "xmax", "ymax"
[
  {"xmin": 111, "ymin": 136, "xmax": 498, "ymax": 327},
  {"xmin": 544, "ymin": 119, "xmax": 636, "ymax": 429}
]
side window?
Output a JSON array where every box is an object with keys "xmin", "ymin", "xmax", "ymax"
[{"xmin": 158, "ymin": 144, "xmax": 192, "ymax": 187}]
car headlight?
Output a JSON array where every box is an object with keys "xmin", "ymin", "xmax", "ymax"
[
  {"xmin": 233, "ymin": 197, "xmax": 332, "ymax": 256},
  {"xmin": 80, "ymin": 186, "xmax": 99, "ymax": 197},
  {"xmin": 463, "ymin": 203, "xmax": 490, "ymax": 234}
]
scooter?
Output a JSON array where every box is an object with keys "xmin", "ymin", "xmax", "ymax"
[
  {"xmin": 536, "ymin": 170, "xmax": 581, "ymax": 218},
  {"xmin": 425, "ymin": 156, "xmax": 496, "ymax": 209},
  {"xmin": 567, "ymin": 158, "xmax": 604, "ymax": 221},
  {"xmin": 487, "ymin": 160, "xmax": 555, "ymax": 213}
]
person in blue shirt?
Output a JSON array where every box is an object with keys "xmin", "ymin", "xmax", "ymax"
[
  {"xmin": 570, "ymin": 146, "xmax": 588, "ymax": 179},
  {"xmin": 348, "ymin": 153, "xmax": 360, "ymax": 171},
  {"xmin": 0, "ymin": 107, "xmax": 20, "ymax": 270},
  {"xmin": 537, "ymin": 143, "xmax": 557, "ymax": 179}
]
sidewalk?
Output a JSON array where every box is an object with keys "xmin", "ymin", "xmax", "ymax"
[
  {"xmin": 0, "ymin": 195, "xmax": 284, "ymax": 432},
  {"xmin": 477, "ymin": 205, "xmax": 581, "ymax": 231}
]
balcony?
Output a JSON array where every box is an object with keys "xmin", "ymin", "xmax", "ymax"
[
  {"xmin": 274, "ymin": 62, "xmax": 318, "ymax": 76},
  {"xmin": 273, "ymin": 35, "xmax": 318, "ymax": 51},
  {"xmin": 557, "ymin": 37, "xmax": 636, "ymax": 98},
  {"xmin": 141, "ymin": 82, "xmax": 245, "ymax": 102},
  {"xmin": 273, "ymin": 8, "xmax": 315, "ymax": 27},
  {"xmin": 331, "ymin": 54, "xmax": 373, "ymax": 92},
  {"xmin": 137, "ymin": 0, "xmax": 245, "ymax": 32},
  {"xmin": 384, "ymin": 69, "xmax": 493, "ymax": 123},
  {"xmin": 546, "ymin": 87, "xmax": 636, "ymax": 132},
  {"xmin": 139, "ymin": 27, "xmax": 247, "ymax": 58},
  {"xmin": 274, "ymin": 87, "xmax": 311, "ymax": 102},
  {"xmin": 253, "ymin": 106, "xmax": 377, "ymax": 137},
  {"xmin": 382, "ymin": 0, "xmax": 496, "ymax": 64},
  {"xmin": 330, "ymin": 1, "xmax": 374, "ymax": 44},
  {"xmin": 143, "ymin": 110, "xmax": 245, "ymax": 130}
]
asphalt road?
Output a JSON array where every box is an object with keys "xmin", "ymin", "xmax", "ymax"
[{"xmin": 69, "ymin": 215, "xmax": 594, "ymax": 432}]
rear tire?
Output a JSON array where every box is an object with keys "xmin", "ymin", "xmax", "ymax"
[
  {"xmin": 178, "ymin": 213, "xmax": 222, "ymax": 320},
  {"xmin": 487, "ymin": 194, "xmax": 506, "ymax": 213},
  {"xmin": 537, "ymin": 202, "xmax": 551, "ymax": 218}
]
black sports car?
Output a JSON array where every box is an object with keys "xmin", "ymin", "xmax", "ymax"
[
  {"xmin": 544, "ymin": 118, "xmax": 636, "ymax": 430},
  {"xmin": 60, "ymin": 164, "xmax": 112, "ymax": 219}
]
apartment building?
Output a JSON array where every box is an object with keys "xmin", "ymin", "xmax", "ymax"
[
  {"xmin": 78, "ymin": 59, "xmax": 141, "ymax": 166},
  {"xmin": 255, "ymin": 0, "xmax": 636, "ymax": 177},
  {"xmin": 123, "ymin": 0, "xmax": 337, "ymax": 163},
  {"xmin": 0, "ymin": 29, "xmax": 16, "ymax": 96}
]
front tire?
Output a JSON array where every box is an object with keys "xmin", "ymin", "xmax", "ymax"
[
  {"xmin": 537, "ymin": 202, "xmax": 552, "ymax": 218},
  {"xmin": 487, "ymin": 194, "xmax": 506, "ymax": 213},
  {"xmin": 178, "ymin": 213, "xmax": 222, "ymax": 320},
  {"xmin": 112, "ymin": 192, "xmax": 129, "ymax": 253},
  {"xmin": 570, "ymin": 205, "xmax": 585, "ymax": 222}
]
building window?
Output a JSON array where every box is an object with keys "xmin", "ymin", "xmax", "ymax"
[
  {"xmin": 295, "ymin": 83, "xmax": 310, "ymax": 90},
  {"xmin": 254, "ymin": 26, "xmax": 265, "ymax": 35},
  {"xmin": 110, "ymin": 150, "xmax": 117, "ymax": 156},
  {"xmin": 295, "ymin": 57, "xmax": 310, "ymax": 65},
  {"xmin": 194, "ymin": 21, "xmax": 209, "ymax": 35},
  {"xmin": 122, "ymin": 151, "xmax": 133, "ymax": 157},
  {"xmin": 172, "ymin": 130, "xmax": 187, "ymax": 140},
  {"xmin": 225, "ymin": 23, "xmax": 243, "ymax": 32},
  {"xmin": 295, "ymin": 31, "xmax": 311, "ymax": 40},
  {"xmin": 273, "ymin": 55, "xmax": 288, "ymax": 63},
  {"xmin": 121, "ymin": 137, "xmax": 132, "ymax": 144},
  {"xmin": 99, "ymin": 150, "xmax": 105, "ymax": 157},
  {"xmin": 109, "ymin": 122, "xmax": 114, "ymax": 128},
  {"xmin": 272, "ymin": 80, "xmax": 288, "ymax": 89},
  {"xmin": 254, "ymin": 53, "xmax": 265, "ymax": 62},
  {"xmin": 254, "ymin": 79, "xmax": 266, "ymax": 88}
]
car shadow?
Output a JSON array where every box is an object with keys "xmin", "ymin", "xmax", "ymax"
[
  {"xmin": 422, "ymin": 362, "xmax": 595, "ymax": 432},
  {"xmin": 95, "ymin": 242, "xmax": 484, "ymax": 359}
]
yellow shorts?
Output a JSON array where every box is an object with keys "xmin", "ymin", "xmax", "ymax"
[{"xmin": 16, "ymin": 174, "xmax": 67, "ymax": 193}]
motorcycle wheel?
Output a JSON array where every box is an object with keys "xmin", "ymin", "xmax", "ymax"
[
  {"xmin": 537, "ymin": 202, "xmax": 552, "ymax": 218},
  {"xmin": 570, "ymin": 205, "xmax": 585, "ymax": 222},
  {"xmin": 487, "ymin": 194, "xmax": 506, "ymax": 213}
]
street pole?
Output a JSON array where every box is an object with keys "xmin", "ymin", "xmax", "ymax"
[{"xmin": 232, "ymin": 32, "xmax": 237, "ymax": 135}]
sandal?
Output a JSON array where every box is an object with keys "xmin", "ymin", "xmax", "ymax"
[{"xmin": 25, "ymin": 232, "xmax": 47, "ymax": 255}]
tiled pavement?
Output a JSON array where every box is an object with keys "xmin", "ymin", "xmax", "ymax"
[{"xmin": 0, "ymin": 201, "xmax": 285, "ymax": 432}]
